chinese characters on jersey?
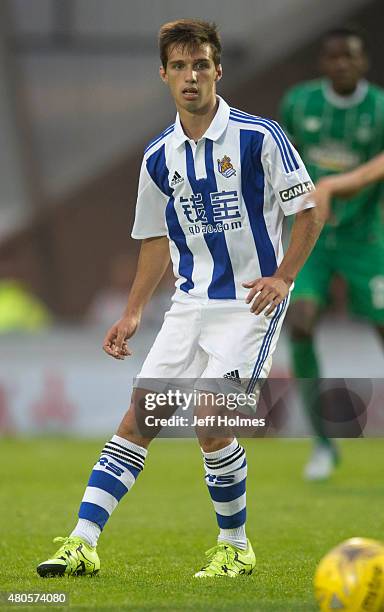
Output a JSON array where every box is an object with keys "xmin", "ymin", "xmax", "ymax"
[{"xmin": 181, "ymin": 190, "xmax": 242, "ymax": 235}]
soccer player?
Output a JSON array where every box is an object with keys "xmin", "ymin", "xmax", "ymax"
[
  {"xmin": 280, "ymin": 27, "xmax": 384, "ymax": 480},
  {"xmin": 37, "ymin": 19, "xmax": 321, "ymax": 578}
]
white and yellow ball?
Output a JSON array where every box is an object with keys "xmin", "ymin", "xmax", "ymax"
[{"xmin": 314, "ymin": 537, "xmax": 384, "ymax": 611}]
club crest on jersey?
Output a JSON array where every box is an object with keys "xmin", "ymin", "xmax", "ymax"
[{"xmin": 217, "ymin": 155, "xmax": 236, "ymax": 178}]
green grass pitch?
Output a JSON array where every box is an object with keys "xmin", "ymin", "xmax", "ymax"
[{"xmin": 0, "ymin": 438, "xmax": 383, "ymax": 611}]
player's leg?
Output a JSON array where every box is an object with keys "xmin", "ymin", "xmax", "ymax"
[
  {"xmin": 37, "ymin": 300, "xmax": 203, "ymax": 577},
  {"xmin": 341, "ymin": 237, "xmax": 384, "ymax": 369},
  {"xmin": 193, "ymin": 299, "xmax": 289, "ymax": 577},
  {"xmin": 288, "ymin": 239, "xmax": 338, "ymax": 480},
  {"xmin": 194, "ymin": 390, "xmax": 255, "ymax": 577},
  {"xmin": 36, "ymin": 395, "xmax": 156, "ymax": 577},
  {"xmin": 69, "ymin": 391, "xmax": 153, "ymax": 545},
  {"xmin": 198, "ymin": 426, "xmax": 247, "ymax": 551},
  {"xmin": 194, "ymin": 431, "xmax": 256, "ymax": 577}
]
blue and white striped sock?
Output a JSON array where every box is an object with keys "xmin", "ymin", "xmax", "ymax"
[
  {"xmin": 202, "ymin": 439, "xmax": 247, "ymax": 551},
  {"xmin": 71, "ymin": 435, "xmax": 147, "ymax": 547}
]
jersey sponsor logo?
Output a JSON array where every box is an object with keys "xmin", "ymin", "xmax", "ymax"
[
  {"xmin": 223, "ymin": 369, "xmax": 242, "ymax": 385},
  {"xmin": 217, "ymin": 155, "xmax": 236, "ymax": 178},
  {"xmin": 170, "ymin": 170, "xmax": 184, "ymax": 186},
  {"xmin": 279, "ymin": 181, "xmax": 314, "ymax": 202},
  {"xmin": 188, "ymin": 220, "xmax": 242, "ymax": 235},
  {"xmin": 180, "ymin": 190, "xmax": 243, "ymax": 235},
  {"xmin": 307, "ymin": 144, "xmax": 360, "ymax": 172}
]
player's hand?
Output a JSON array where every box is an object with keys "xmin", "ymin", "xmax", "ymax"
[
  {"xmin": 102, "ymin": 314, "xmax": 140, "ymax": 360},
  {"xmin": 242, "ymin": 277, "xmax": 291, "ymax": 316}
]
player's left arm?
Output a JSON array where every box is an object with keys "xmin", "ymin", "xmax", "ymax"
[
  {"xmin": 243, "ymin": 207, "xmax": 322, "ymax": 315},
  {"xmin": 243, "ymin": 124, "xmax": 323, "ymax": 315}
]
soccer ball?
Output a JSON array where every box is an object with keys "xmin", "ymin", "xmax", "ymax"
[{"xmin": 314, "ymin": 538, "xmax": 384, "ymax": 611}]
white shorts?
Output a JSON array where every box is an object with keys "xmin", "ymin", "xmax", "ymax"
[{"xmin": 136, "ymin": 290, "xmax": 289, "ymax": 394}]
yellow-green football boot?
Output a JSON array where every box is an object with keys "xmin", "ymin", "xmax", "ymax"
[
  {"xmin": 37, "ymin": 536, "xmax": 100, "ymax": 577},
  {"xmin": 194, "ymin": 539, "xmax": 255, "ymax": 577}
]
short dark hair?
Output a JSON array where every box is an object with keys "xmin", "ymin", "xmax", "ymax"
[
  {"xmin": 159, "ymin": 19, "xmax": 222, "ymax": 68},
  {"xmin": 322, "ymin": 26, "xmax": 367, "ymax": 52}
]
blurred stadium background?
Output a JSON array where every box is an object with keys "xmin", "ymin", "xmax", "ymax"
[{"xmin": 0, "ymin": 0, "xmax": 383, "ymax": 436}]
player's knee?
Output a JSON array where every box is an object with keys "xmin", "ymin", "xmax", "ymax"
[
  {"xmin": 199, "ymin": 437, "xmax": 234, "ymax": 453},
  {"xmin": 290, "ymin": 321, "xmax": 314, "ymax": 341},
  {"xmin": 288, "ymin": 301, "xmax": 318, "ymax": 339},
  {"xmin": 116, "ymin": 406, "xmax": 153, "ymax": 449},
  {"xmin": 115, "ymin": 428, "xmax": 153, "ymax": 449}
]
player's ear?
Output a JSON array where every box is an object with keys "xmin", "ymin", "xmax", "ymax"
[
  {"xmin": 159, "ymin": 65, "xmax": 168, "ymax": 83},
  {"xmin": 215, "ymin": 64, "xmax": 223, "ymax": 82}
]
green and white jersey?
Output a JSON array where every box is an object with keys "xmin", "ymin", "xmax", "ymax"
[{"xmin": 280, "ymin": 79, "xmax": 384, "ymax": 234}]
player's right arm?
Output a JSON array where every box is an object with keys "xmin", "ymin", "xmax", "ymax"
[
  {"xmin": 103, "ymin": 236, "xmax": 170, "ymax": 359},
  {"xmin": 312, "ymin": 152, "xmax": 384, "ymax": 220},
  {"xmin": 103, "ymin": 152, "xmax": 170, "ymax": 360}
]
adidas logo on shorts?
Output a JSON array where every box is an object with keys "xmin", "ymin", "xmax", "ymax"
[
  {"xmin": 170, "ymin": 171, "xmax": 184, "ymax": 186},
  {"xmin": 223, "ymin": 369, "xmax": 242, "ymax": 384}
]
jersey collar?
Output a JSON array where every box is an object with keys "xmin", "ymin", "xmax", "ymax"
[
  {"xmin": 172, "ymin": 95, "xmax": 230, "ymax": 149},
  {"xmin": 322, "ymin": 79, "xmax": 369, "ymax": 108}
]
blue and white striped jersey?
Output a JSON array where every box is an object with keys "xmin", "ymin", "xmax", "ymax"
[{"xmin": 132, "ymin": 96, "xmax": 314, "ymax": 300}]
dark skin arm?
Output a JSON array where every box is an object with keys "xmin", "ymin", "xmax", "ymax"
[{"xmin": 310, "ymin": 152, "xmax": 384, "ymax": 221}]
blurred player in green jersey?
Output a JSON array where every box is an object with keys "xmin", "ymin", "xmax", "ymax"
[
  {"xmin": 313, "ymin": 151, "xmax": 384, "ymax": 215},
  {"xmin": 280, "ymin": 27, "xmax": 384, "ymax": 480}
]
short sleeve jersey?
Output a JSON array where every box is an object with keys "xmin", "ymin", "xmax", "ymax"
[
  {"xmin": 132, "ymin": 96, "xmax": 314, "ymax": 300},
  {"xmin": 280, "ymin": 79, "xmax": 384, "ymax": 233}
]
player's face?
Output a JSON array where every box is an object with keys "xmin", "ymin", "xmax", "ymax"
[
  {"xmin": 159, "ymin": 44, "xmax": 222, "ymax": 114},
  {"xmin": 320, "ymin": 36, "xmax": 368, "ymax": 95}
]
